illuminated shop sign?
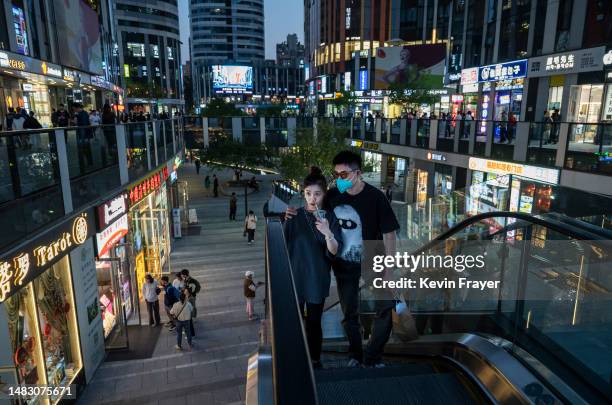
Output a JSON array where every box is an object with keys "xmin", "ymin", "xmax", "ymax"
[
  {"xmin": 95, "ymin": 214, "xmax": 129, "ymax": 257},
  {"xmin": 451, "ymin": 95, "xmax": 463, "ymax": 103},
  {"xmin": 468, "ymin": 157, "xmax": 559, "ymax": 184},
  {"xmin": 96, "ymin": 193, "xmax": 129, "ymax": 230},
  {"xmin": 427, "ymin": 152, "xmax": 447, "ymax": 161},
  {"xmin": 359, "ymin": 70, "xmax": 368, "ymax": 90},
  {"xmin": 460, "ymin": 67, "xmax": 479, "ymax": 85},
  {"xmin": 350, "ymin": 140, "xmax": 379, "ymax": 150},
  {"xmin": 128, "ymin": 167, "xmax": 169, "ymax": 205},
  {"xmin": 0, "ymin": 50, "xmax": 63, "ymax": 79},
  {"xmin": 462, "ymin": 83, "xmax": 479, "ymax": 93},
  {"xmin": 528, "ymin": 47, "xmax": 605, "ymax": 77},
  {"xmin": 478, "ymin": 60, "xmax": 527, "ymax": 83},
  {"xmin": 0, "ymin": 212, "xmax": 94, "ymax": 303}
]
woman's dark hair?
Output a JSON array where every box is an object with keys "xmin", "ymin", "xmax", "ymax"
[
  {"xmin": 179, "ymin": 292, "xmax": 186, "ymax": 303},
  {"xmin": 304, "ymin": 166, "xmax": 327, "ymax": 190}
]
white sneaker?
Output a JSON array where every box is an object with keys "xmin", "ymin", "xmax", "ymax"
[
  {"xmin": 175, "ymin": 345, "xmax": 182, "ymax": 351},
  {"xmin": 347, "ymin": 358, "xmax": 362, "ymax": 368}
]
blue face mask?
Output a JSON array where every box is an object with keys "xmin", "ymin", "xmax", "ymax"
[{"xmin": 336, "ymin": 178, "xmax": 353, "ymax": 193}]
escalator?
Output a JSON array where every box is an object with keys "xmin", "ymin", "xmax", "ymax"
[{"xmin": 248, "ymin": 175, "xmax": 612, "ymax": 405}]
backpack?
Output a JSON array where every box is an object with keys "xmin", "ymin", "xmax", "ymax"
[{"xmin": 186, "ymin": 277, "xmax": 201, "ymax": 294}]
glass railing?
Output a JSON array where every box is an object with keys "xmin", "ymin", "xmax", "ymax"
[
  {"xmin": 565, "ymin": 123, "xmax": 612, "ymax": 175},
  {"xmin": 415, "ymin": 119, "xmax": 430, "ymax": 148},
  {"xmin": 491, "ymin": 120, "xmax": 515, "ymax": 160},
  {"xmin": 364, "ymin": 118, "xmax": 376, "ymax": 141},
  {"xmin": 390, "ymin": 119, "xmax": 401, "ymax": 145},
  {"xmin": 527, "ymin": 121, "xmax": 557, "ymax": 166},
  {"xmin": 436, "ymin": 119, "xmax": 455, "ymax": 152},
  {"xmin": 65, "ymin": 125, "xmax": 120, "ymax": 209},
  {"xmin": 125, "ymin": 122, "xmax": 149, "ymax": 181},
  {"xmin": 0, "ymin": 130, "xmax": 64, "ymax": 249},
  {"xmin": 183, "ymin": 116, "xmax": 204, "ymax": 149}
]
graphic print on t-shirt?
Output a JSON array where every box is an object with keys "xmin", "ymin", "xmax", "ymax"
[{"xmin": 333, "ymin": 204, "xmax": 362, "ymax": 263}]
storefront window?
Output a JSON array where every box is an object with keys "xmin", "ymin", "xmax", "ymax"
[
  {"xmin": 416, "ymin": 170, "xmax": 428, "ymax": 205},
  {"xmin": 363, "ymin": 152, "xmax": 382, "ymax": 189},
  {"xmin": 33, "ymin": 257, "xmax": 82, "ymax": 388},
  {"xmin": 434, "ymin": 164, "xmax": 453, "ymax": 197},
  {"xmin": 5, "ymin": 285, "xmax": 46, "ymax": 389},
  {"xmin": 547, "ymin": 86, "xmax": 563, "ymax": 111},
  {"xmin": 568, "ymin": 84, "xmax": 604, "ymax": 123}
]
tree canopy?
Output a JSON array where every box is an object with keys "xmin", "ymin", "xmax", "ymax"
[{"xmin": 387, "ymin": 78, "xmax": 440, "ymax": 112}]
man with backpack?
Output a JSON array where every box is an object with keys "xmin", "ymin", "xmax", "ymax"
[
  {"xmin": 181, "ymin": 269, "xmax": 201, "ymax": 337},
  {"xmin": 160, "ymin": 275, "xmax": 180, "ymax": 331}
]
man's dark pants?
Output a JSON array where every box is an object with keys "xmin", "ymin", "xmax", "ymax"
[{"xmin": 335, "ymin": 273, "xmax": 394, "ymax": 364}]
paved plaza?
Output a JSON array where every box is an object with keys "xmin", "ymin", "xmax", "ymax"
[{"xmin": 79, "ymin": 164, "xmax": 275, "ymax": 404}]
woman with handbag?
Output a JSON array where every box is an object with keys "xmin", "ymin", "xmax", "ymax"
[
  {"xmin": 283, "ymin": 167, "xmax": 342, "ymax": 368},
  {"xmin": 170, "ymin": 292, "xmax": 194, "ymax": 351},
  {"xmin": 244, "ymin": 210, "xmax": 258, "ymax": 244},
  {"xmin": 142, "ymin": 274, "xmax": 161, "ymax": 326}
]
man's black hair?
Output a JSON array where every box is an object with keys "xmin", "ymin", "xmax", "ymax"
[
  {"xmin": 161, "ymin": 275, "xmax": 169, "ymax": 282},
  {"xmin": 332, "ymin": 150, "xmax": 362, "ymax": 170},
  {"xmin": 180, "ymin": 269, "xmax": 190, "ymax": 276}
]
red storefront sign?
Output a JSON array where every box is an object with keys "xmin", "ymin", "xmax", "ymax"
[{"xmin": 128, "ymin": 167, "xmax": 169, "ymax": 205}]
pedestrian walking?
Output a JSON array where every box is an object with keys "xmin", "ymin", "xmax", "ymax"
[
  {"xmin": 170, "ymin": 291, "xmax": 194, "ymax": 351},
  {"xmin": 283, "ymin": 167, "xmax": 342, "ymax": 368},
  {"xmin": 204, "ymin": 175, "xmax": 211, "ymax": 195},
  {"xmin": 243, "ymin": 271, "xmax": 264, "ymax": 320},
  {"xmin": 244, "ymin": 210, "xmax": 257, "ymax": 244},
  {"xmin": 195, "ymin": 159, "xmax": 201, "ymax": 174},
  {"xmin": 229, "ymin": 192, "xmax": 238, "ymax": 220},
  {"xmin": 160, "ymin": 275, "xmax": 180, "ymax": 330},
  {"xmin": 385, "ymin": 185, "xmax": 393, "ymax": 202},
  {"xmin": 213, "ymin": 174, "xmax": 219, "ymax": 197},
  {"xmin": 142, "ymin": 274, "xmax": 161, "ymax": 326},
  {"xmin": 181, "ymin": 269, "xmax": 201, "ymax": 337}
]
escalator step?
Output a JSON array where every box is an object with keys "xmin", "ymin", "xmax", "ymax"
[
  {"xmin": 315, "ymin": 363, "xmax": 435, "ymax": 382},
  {"xmin": 316, "ymin": 373, "xmax": 476, "ymax": 405}
]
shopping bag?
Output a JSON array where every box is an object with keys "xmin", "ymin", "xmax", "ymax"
[{"xmin": 392, "ymin": 301, "xmax": 418, "ymax": 342}]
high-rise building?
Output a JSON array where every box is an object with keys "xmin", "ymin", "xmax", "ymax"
[
  {"xmin": 115, "ymin": 0, "xmax": 184, "ymax": 113},
  {"xmin": 0, "ymin": 0, "xmax": 121, "ymax": 127},
  {"xmin": 190, "ymin": 0, "xmax": 266, "ymax": 103},
  {"xmin": 276, "ymin": 34, "xmax": 305, "ymax": 67}
]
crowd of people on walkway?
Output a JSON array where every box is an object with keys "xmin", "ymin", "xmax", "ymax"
[{"xmin": 142, "ymin": 269, "xmax": 201, "ymax": 351}]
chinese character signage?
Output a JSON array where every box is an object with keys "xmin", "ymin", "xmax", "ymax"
[
  {"xmin": 0, "ymin": 212, "xmax": 94, "ymax": 303},
  {"xmin": 468, "ymin": 157, "xmax": 559, "ymax": 184},
  {"xmin": 95, "ymin": 214, "xmax": 129, "ymax": 257},
  {"xmin": 359, "ymin": 70, "xmax": 368, "ymax": 91},
  {"xmin": 478, "ymin": 60, "xmax": 527, "ymax": 83},
  {"xmin": 528, "ymin": 47, "xmax": 605, "ymax": 77},
  {"xmin": 128, "ymin": 167, "xmax": 169, "ymax": 206},
  {"xmin": 461, "ymin": 67, "xmax": 479, "ymax": 85}
]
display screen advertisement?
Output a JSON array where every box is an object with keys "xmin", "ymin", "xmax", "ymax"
[
  {"xmin": 212, "ymin": 65, "xmax": 253, "ymax": 93},
  {"xmin": 12, "ymin": 3, "xmax": 29, "ymax": 55},
  {"xmin": 52, "ymin": 0, "xmax": 103, "ymax": 74},
  {"xmin": 374, "ymin": 44, "xmax": 446, "ymax": 90}
]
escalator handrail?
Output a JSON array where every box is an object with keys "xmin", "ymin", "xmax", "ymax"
[
  {"xmin": 323, "ymin": 210, "xmax": 609, "ymax": 313},
  {"xmin": 264, "ymin": 217, "xmax": 319, "ymax": 405}
]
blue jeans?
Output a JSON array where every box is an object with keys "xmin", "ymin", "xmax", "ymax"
[{"xmin": 176, "ymin": 320, "xmax": 192, "ymax": 347}]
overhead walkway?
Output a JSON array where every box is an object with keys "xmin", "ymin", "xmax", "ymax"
[{"xmin": 247, "ymin": 175, "xmax": 612, "ymax": 405}]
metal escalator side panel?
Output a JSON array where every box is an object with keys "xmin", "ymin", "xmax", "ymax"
[
  {"xmin": 264, "ymin": 217, "xmax": 319, "ymax": 405},
  {"xmin": 246, "ymin": 348, "xmax": 274, "ymax": 405}
]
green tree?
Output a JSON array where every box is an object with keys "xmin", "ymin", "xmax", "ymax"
[
  {"xmin": 201, "ymin": 98, "xmax": 245, "ymax": 117},
  {"xmin": 199, "ymin": 134, "xmax": 274, "ymax": 171},
  {"xmin": 279, "ymin": 121, "xmax": 361, "ymax": 181},
  {"xmin": 332, "ymin": 90, "xmax": 357, "ymax": 116},
  {"xmin": 387, "ymin": 78, "xmax": 439, "ymax": 113}
]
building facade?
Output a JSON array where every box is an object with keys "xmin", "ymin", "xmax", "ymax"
[
  {"xmin": 115, "ymin": 0, "xmax": 184, "ymax": 113},
  {"xmin": 190, "ymin": 0, "xmax": 266, "ymax": 103},
  {"xmin": 0, "ymin": 0, "xmax": 122, "ymax": 128}
]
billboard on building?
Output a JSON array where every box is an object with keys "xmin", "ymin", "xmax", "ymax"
[
  {"xmin": 212, "ymin": 65, "xmax": 253, "ymax": 93},
  {"xmin": 53, "ymin": 0, "xmax": 103, "ymax": 74},
  {"xmin": 374, "ymin": 44, "xmax": 446, "ymax": 90}
]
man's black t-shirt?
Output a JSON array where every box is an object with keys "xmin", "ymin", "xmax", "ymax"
[{"xmin": 326, "ymin": 182, "xmax": 400, "ymax": 275}]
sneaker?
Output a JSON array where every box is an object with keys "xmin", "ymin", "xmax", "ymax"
[
  {"xmin": 169, "ymin": 326, "xmax": 176, "ymax": 331},
  {"xmin": 346, "ymin": 358, "xmax": 362, "ymax": 368},
  {"xmin": 175, "ymin": 345, "xmax": 182, "ymax": 351}
]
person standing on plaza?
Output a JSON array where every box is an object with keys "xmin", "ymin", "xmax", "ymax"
[
  {"xmin": 160, "ymin": 275, "xmax": 180, "ymax": 330},
  {"xmin": 181, "ymin": 269, "xmax": 201, "ymax": 337},
  {"xmin": 195, "ymin": 158, "xmax": 201, "ymax": 174},
  {"xmin": 170, "ymin": 291, "xmax": 194, "ymax": 351},
  {"xmin": 243, "ymin": 271, "xmax": 264, "ymax": 320},
  {"xmin": 244, "ymin": 210, "xmax": 257, "ymax": 244},
  {"xmin": 172, "ymin": 271, "xmax": 184, "ymax": 290},
  {"xmin": 229, "ymin": 192, "xmax": 238, "ymax": 220},
  {"xmin": 286, "ymin": 151, "xmax": 400, "ymax": 368},
  {"xmin": 142, "ymin": 274, "xmax": 161, "ymax": 326},
  {"xmin": 213, "ymin": 174, "xmax": 219, "ymax": 197},
  {"xmin": 283, "ymin": 167, "xmax": 342, "ymax": 368}
]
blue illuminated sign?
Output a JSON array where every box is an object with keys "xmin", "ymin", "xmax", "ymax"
[
  {"xmin": 359, "ymin": 70, "xmax": 368, "ymax": 90},
  {"xmin": 478, "ymin": 60, "xmax": 527, "ymax": 83}
]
